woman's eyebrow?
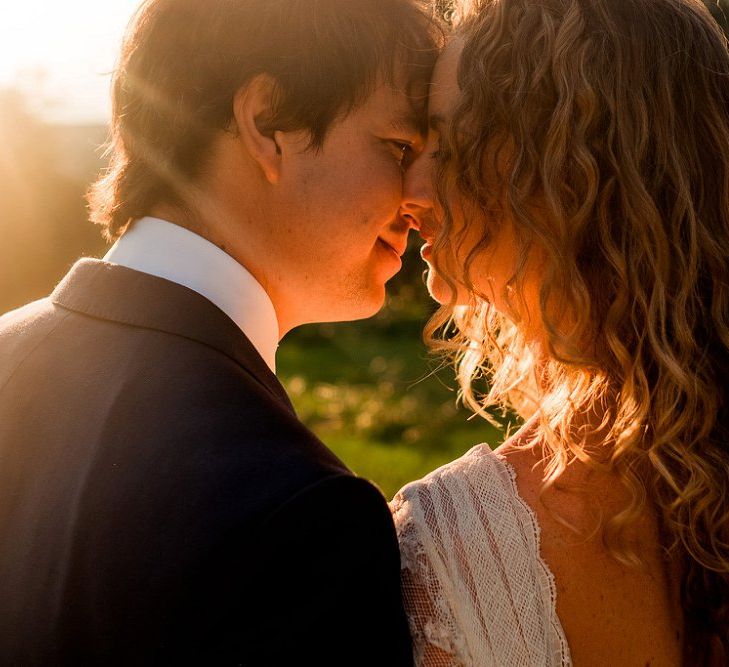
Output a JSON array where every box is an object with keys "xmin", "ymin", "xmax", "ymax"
[{"xmin": 428, "ymin": 113, "xmax": 445, "ymax": 132}]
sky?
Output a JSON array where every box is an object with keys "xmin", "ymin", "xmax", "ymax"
[{"xmin": 0, "ymin": 0, "xmax": 141, "ymax": 124}]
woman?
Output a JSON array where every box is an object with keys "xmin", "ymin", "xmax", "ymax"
[{"xmin": 392, "ymin": 0, "xmax": 729, "ymax": 664}]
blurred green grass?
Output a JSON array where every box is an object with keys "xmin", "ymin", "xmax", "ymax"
[{"xmin": 278, "ymin": 286, "xmax": 516, "ymax": 499}]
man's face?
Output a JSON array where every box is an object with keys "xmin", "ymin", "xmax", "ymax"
[{"xmin": 270, "ymin": 80, "xmax": 423, "ymax": 328}]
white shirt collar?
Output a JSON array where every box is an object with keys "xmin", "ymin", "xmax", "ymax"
[{"xmin": 103, "ymin": 216, "xmax": 279, "ymax": 373}]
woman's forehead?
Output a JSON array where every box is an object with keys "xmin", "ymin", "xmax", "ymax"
[{"xmin": 428, "ymin": 40, "xmax": 464, "ymax": 121}]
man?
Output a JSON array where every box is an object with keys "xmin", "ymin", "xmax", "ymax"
[{"xmin": 0, "ymin": 0, "xmax": 438, "ymax": 663}]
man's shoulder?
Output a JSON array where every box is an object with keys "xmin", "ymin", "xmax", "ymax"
[
  {"xmin": 265, "ymin": 473, "xmax": 391, "ymax": 529},
  {"xmin": 0, "ymin": 290, "xmax": 353, "ymax": 525},
  {"xmin": 256, "ymin": 474, "xmax": 400, "ymax": 590},
  {"xmin": 0, "ymin": 297, "xmax": 66, "ymax": 384},
  {"xmin": 0, "ymin": 296, "xmax": 60, "ymax": 339}
]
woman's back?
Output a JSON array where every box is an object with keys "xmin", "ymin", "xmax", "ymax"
[{"xmin": 501, "ymin": 439, "xmax": 683, "ymax": 665}]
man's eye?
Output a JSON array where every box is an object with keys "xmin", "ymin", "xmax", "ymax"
[{"xmin": 392, "ymin": 141, "xmax": 414, "ymax": 168}]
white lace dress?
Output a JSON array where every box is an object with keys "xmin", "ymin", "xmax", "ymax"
[{"xmin": 390, "ymin": 444, "xmax": 572, "ymax": 666}]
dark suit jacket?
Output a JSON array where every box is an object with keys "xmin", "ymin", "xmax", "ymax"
[{"xmin": 0, "ymin": 259, "xmax": 413, "ymax": 666}]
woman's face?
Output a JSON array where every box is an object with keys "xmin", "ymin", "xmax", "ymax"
[{"xmin": 401, "ymin": 41, "xmax": 527, "ymax": 319}]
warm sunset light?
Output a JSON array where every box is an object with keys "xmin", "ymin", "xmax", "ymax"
[
  {"xmin": 1, "ymin": 0, "xmax": 729, "ymax": 662},
  {"xmin": 0, "ymin": 0, "xmax": 140, "ymax": 123}
]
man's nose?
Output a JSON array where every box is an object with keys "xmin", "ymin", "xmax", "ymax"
[
  {"xmin": 400, "ymin": 152, "xmax": 434, "ymax": 231},
  {"xmin": 399, "ymin": 210, "xmax": 419, "ymax": 231}
]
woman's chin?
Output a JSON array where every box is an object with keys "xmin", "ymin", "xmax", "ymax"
[{"xmin": 426, "ymin": 270, "xmax": 468, "ymax": 307}]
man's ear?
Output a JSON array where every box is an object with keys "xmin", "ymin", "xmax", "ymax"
[{"xmin": 232, "ymin": 74, "xmax": 283, "ymax": 185}]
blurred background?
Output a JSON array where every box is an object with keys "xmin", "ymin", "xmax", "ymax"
[{"xmin": 1, "ymin": 1, "xmax": 727, "ymax": 498}]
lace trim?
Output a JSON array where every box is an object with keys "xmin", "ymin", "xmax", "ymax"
[
  {"xmin": 491, "ymin": 451, "xmax": 572, "ymax": 666},
  {"xmin": 392, "ymin": 496, "xmax": 470, "ymax": 665},
  {"xmin": 393, "ymin": 445, "xmax": 573, "ymax": 667}
]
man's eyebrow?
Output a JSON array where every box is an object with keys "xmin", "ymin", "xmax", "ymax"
[
  {"xmin": 390, "ymin": 110, "xmax": 421, "ymax": 137},
  {"xmin": 429, "ymin": 113, "xmax": 445, "ymax": 132}
]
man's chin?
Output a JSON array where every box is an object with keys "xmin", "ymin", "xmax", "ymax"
[
  {"xmin": 318, "ymin": 284, "xmax": 386, "ymax": 323},
  {"xmin": 352, "ymin": 286, "xmax": 387, "ymax": 320}
]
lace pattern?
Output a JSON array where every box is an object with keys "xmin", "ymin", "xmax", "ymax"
[{"xmin": 391, "ymin": 445, "xmax": 572, "ymax": 667}]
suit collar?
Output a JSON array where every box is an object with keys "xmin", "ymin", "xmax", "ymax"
[
  {"xmin": 103, "ymin": 217, "xmax": 279, "ymax": 373},
  {"xmin": 51, "ymin": 259, "xmax": 293, "ymax": 410}
]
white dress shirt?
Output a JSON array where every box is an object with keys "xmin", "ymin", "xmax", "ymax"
[{"xmin": 103, "ymin": 216, "xmax": 279, "ymax": 373}]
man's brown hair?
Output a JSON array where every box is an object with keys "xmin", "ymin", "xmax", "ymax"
[{"xmin": 89, "ymin": 0, "xmax": 440, "ymax": 240}]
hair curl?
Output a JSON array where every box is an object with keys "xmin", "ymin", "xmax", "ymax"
[{"xmin": 427, "ymin": 0, "xmax": 729, "ymax": 661}]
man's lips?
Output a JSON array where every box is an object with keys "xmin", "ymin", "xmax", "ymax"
[{"xmin": 377, "ymin": 237, "xmax": 407, "ymax": 258}]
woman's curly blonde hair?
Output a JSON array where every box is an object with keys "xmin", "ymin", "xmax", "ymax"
[{"xmin": 426, "ymin": 0, "xmax": 729, "ymax": 661}]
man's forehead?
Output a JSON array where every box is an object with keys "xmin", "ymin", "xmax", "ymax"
[{"xmin": 358, "ymin": 80, "xmax": 428, "ymax": 135}]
